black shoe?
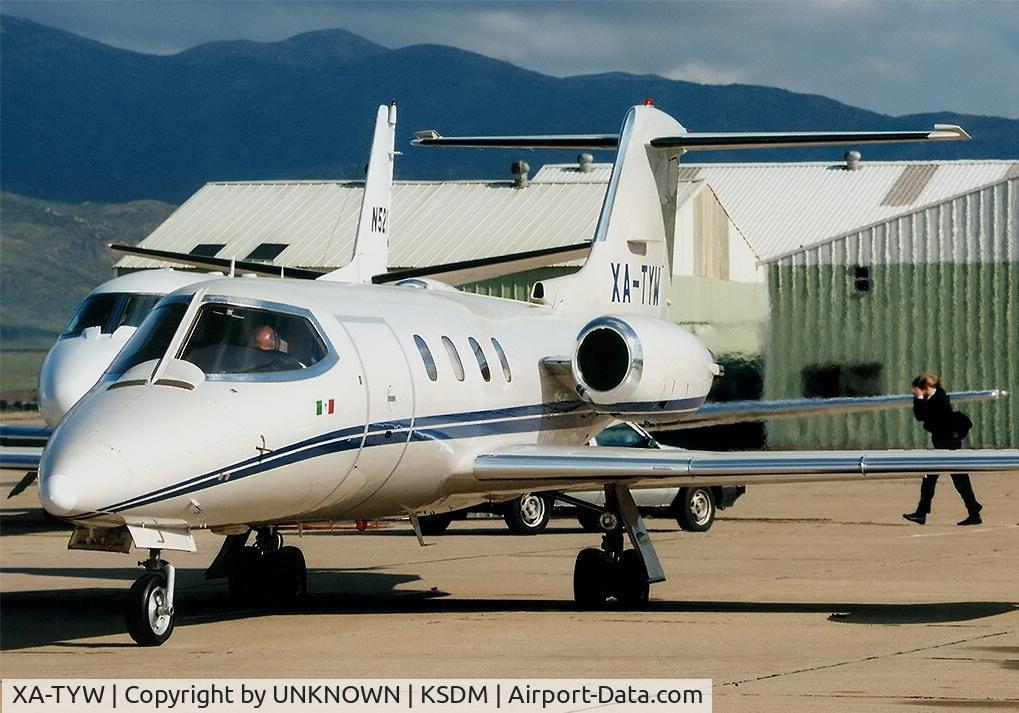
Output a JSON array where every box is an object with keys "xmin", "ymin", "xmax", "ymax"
[
  {"xmin": 957, "ymin": 514, "xmax": 982, "ymax": 526},
  {"xmin": 902, "ymin": 512, "xmax": 926, "ymax": 525}
]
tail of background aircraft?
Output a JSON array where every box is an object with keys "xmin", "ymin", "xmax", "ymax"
[
  {"xmin": 414, "ymin": 102, "xmax": 967, "ymax": 318},
  {"xmin": 320, "ymin": 101, "xmax": 397, "ymax": 283}
]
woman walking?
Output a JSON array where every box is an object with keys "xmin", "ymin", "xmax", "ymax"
[{"xmin": 903, "ymin": 372, "xmax": 982, "ymax": 526}]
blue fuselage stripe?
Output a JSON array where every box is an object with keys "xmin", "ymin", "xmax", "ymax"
[{"xmin": 100, "ymin": 396, "xmax": 704, "ymax": 514}]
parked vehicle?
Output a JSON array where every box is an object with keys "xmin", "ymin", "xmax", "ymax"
[{"xmin": 418, "ymin": 423, "xmax": 745, "ymax": 535}]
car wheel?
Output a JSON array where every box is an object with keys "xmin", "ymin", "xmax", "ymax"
[
  {"xmin": 675, "ymin": 486, "xmax": 716, "ymax": 532},
  {"xmin": 503, "ymin": 493, "xmax": 552, "ymax": 535}
]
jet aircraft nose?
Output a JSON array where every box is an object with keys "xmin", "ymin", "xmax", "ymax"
[
  {"xmin": 38, "ymin": 333, "xmax": 130, "ymax": 427},
  {"xmin": 39, "ymin": 472, "xmax": 78, "ymax": 517}
]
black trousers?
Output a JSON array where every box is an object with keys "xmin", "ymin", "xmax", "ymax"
[{"xmin": 916, "ymin": 473, "xmax": 982, "ymax": 516}]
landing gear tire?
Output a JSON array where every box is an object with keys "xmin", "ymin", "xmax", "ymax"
[
  {"xmin": 266, "ymin": 546, "xmax": 307, "ymax": 605},
  {"xmin": 573, "ymin": 548, "xmax": 611, "ymax": 609},
  {"xmin": 675, "ymin": 487, "xmax": 716, "ymax": 532},
  {"xmin": 126, "ymin": 572, "xmax": 175, "ymax": 646},
  {"xmin": 418, "ymin": 514, "xmax": 454, "ymax": 536},
  {"xmin": 617, "ymin": 550, "xmax": 650, "ymax": 608},
  {"xmin": 576, "ymin": 510, "xmax": 602, "ymax": 533},
  {"xmin": 504, "ymin": 493, "xmax": 552, "ymax": 535},
  {"xmin": 228, "ymin": 547, "xmax": 261, "ymax": 604}
]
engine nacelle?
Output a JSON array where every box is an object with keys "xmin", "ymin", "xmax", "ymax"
[{"xmin": 571, "ymin": 315, "xmax": 717, "ymax": 423}]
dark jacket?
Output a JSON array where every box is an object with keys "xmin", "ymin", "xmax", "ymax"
[{"xmin": 913, "ymin": 387, "xmax": 961, "ymax": 449}]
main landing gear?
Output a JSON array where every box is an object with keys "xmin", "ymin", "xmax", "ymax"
[
  {"xmin": 226, "ymin": 527, "xmax": 307, "ymax": 606},
  {"xmin": 126, "ymin": 549, "xmax": 176, "ymax": 646},
  {"xmin": 567, "ymin": 486, "xmax": 665, "ymax": 609}
]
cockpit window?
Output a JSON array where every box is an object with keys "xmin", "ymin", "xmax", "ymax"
[
  {"xmin": 178, "ymin": 303, "xmax": 327, "ymax": 375},
  {"xmin": 62, "ymin": 294, "xmax": 119, "ymax": 337},
  {"xmin": 107, "ymin": 301, "xmax": 189, "ymax": 376},
  {"xmin": 62, "ymin": 293, "xmax": 165, "ymax": 338},
  {"xmin": 116, "ymin": 294, "xmax": 163, "ymax": 329}
]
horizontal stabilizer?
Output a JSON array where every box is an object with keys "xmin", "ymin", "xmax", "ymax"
[
  {"xmin": 414, "ymin": 125, "xmax": 969, "ymax": 153},
  {"xmin": 413, "ymin": 131, "xmax": 618, "ymax": 149},
  {"xmin": 375, "ymin": 242, "xmax": 591, "ymax": 286},
  {"xmin": 655, "ymin": 389, "xmax": 1007, "ymax": 431},
  {"xmin": 650, "ymin": 125, "xmax": 970, "ymax": 152},
  {"xmin": 110, "ymin": 244, "xmax": 325, "ymax": 280}
]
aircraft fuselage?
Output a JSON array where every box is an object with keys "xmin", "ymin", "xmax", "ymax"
[{"xmin": 39, "ymin": 277, "xmax": 714, "ymax": 529}]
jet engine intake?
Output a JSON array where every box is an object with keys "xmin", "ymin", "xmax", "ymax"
[{"xmin": 571, "ymin": 315, "xmax": 715, "ymax": 423}]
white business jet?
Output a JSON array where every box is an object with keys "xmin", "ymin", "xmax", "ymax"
[
  {"xmin": 1, "ymin": 104, "xmax": 407, "ymax": 479},
  {"xmin": 35, "ymin": 101, "xmax": 1018, "ymax": 647}
]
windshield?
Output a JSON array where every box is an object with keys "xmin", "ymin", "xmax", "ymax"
[
  {"xmin": 106, "ymin": 301, "xmax": 188, "ymax": 376},
  {"xmin": 178, "ymin": 303, "xmax": 327, "ymax": 376},
  {"xmin": 62, "ymin": 293, "xmax": 165, "ymax": 338},
  {"xmin": 62, "ymin": 294, "xmax": 119, "ymax": 337},
  {"xmin": 594, "ymin": 423, "xmax": 656, "ymax": 449}
]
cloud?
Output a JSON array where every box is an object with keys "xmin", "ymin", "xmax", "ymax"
[
  {"xmin": 664, "ymin": 62, "xmax": 748, "ymax": 86},
  {"xmin": 2, "ymin": 1, "xmax": 1017, "ymax": 118}
]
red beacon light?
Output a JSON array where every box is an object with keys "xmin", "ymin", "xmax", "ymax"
[{"xmin": 643, "ymin": 97, "xmax": 654, "ymax": 106}]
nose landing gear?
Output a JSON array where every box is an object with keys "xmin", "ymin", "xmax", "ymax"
[
  {"xmin": 126, "ymin": 549, "xmax": 176, "ymax": 646},
  {"xmin": 571, "ymin": 485, "xmax": 665, "ymax": 609}
]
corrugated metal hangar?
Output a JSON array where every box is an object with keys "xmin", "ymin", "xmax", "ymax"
[{"xmin": 118, "ymin": 157, "xmax": 1018, "ymax": 448}]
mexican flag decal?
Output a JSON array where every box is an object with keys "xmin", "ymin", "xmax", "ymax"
[{"xmin": 316, "ymin": 398, "xmax": 335, "ymax": 416}]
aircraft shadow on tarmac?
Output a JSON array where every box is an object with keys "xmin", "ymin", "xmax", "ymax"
[{"xmin": 2, "ymin": 565, "xmax": 1016, "ymax": 651}]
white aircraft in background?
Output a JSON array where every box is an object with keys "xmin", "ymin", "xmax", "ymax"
[{"xmin": 20, "ymin": 102, "xmax": 1019, "ymax": 648}]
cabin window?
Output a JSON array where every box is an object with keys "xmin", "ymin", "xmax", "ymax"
[
  {"xmin": 106, "ymin": 301, "xmax": 189, "ymax": 376},
  {"xmin": 490, "ymin": 338, "xmax": 512, "ymax": 382},
  {"xmin": 62, "ymin": 294, "xmax": 120, "ymax": 337},
  {"xmin": 414, "ymin": 335, "xmax": 438, "ymax": 381},
  {"xmin": 468, "ymin": 337, "xmax": 491, "ymax": 382},
  {"xmin": 442, "ymin": 336, "xmax": 465, "ymax": 381},
  {"xmin": 178, "ymin": 304, "xmax": 327, "ymax": 375}
]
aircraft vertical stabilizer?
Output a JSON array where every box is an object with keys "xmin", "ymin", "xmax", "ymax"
[
  {"xmin": 537, "ymin": 105, "xmax": 682, "ymax": 317},
  {"xmin": 320, "ymin": 101, "xmax": 397, "ymax": 283}
]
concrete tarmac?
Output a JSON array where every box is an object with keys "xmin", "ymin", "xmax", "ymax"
[{"xmin": 1, "ymin": 470, "xmax": 1017, "ymax": 712}]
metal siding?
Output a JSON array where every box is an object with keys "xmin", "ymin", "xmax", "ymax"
[
  {"xmin": 766, "ymin": 187, "xmax": 1018, "ymax": 450},
  {"xmin": 692, "ymin": 161, "xmax": 1014, "ymax": 262}
]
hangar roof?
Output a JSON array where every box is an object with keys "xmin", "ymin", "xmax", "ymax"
[
  {"xmin": 116, "ymin": 159, "xmax": 1017, "ymax": 272},
  {"xmin": 115, "ymin": 179, "xmax": 604, "ymax": 271},
  {"xmin": 536, "ymin": 159, "xmax": 1019, "ymax": 261}
]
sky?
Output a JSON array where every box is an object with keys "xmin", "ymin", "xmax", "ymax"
[{"xmin": 4, "ymin": 1, "xmax": 1018, "ymax": 118}]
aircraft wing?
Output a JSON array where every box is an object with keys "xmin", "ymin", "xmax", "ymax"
[
  {"xmin": 474, "ymin": 446, "xmax": 1019, "ymax": 492},
  {"xmin": 654, "ymin": 389, "xmax": 1007, "ymax": 430},
  {"xmin": 109, "ymin": 244, "xmax": 326, "ymax": 280},
  {"xmin": 1, "ymin": 447, "xmax": 42, "ymax": 471},
  {"xmin": 373, "ymin": 242, "xmax": 591, "ymax": 286},
  {"xmin": 0, "ymin": 425, "xmax": 48, "ymax": 495},
  {"xmin": 0, "ymin": 424, "xmax": 51, "ymax": 447}
]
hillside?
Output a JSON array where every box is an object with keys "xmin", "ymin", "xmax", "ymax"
[
  {"xmin": 0, "ymin": 192, "xmax": 176, "ymax": 348},
  {"xmin": 2, "ymin": 15, "xmax": 1017, "ymax": 204}
]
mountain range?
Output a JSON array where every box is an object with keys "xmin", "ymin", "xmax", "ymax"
[{"xmin": 2, "ymin": 15, "xmax": 1017, "ymax": 204}]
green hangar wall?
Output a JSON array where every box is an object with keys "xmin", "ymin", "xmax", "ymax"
[{"xmin": 765, "ymin": 178, "xmax": 1018, "ymax": 448}]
